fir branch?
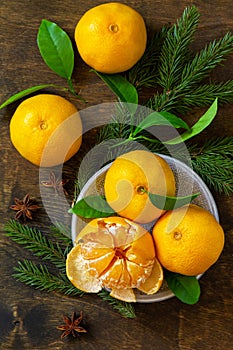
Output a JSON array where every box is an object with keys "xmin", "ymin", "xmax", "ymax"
[
  {"xmin": 49, "ymin": 223, "xmax": 73, "ymax": 257},
  {"xmin": 178, "ymin": 32, "xmax": 233, "ymax": 90},
  {"xmin": 138, "ymin": 136, "xmax": 233, "ymax": 195},
  {"xmin": 98, "ymin": 289, "xmax": 136, "ymax": 319},
  {"xmin": 157, "ymin": 6, "xmax": 200, "ymax": 90},
  {"xmin": 4, "ymin": 220, "xmax": 67, "ymax": 271},
  {"xmin": 13, "ymin": 259, "xmax": 83, "ymax": 296},
  {"xmin": 146, "ymin": 90, "xmax": 181, "ymax": 112},
  {"xmin": 146, "ymin": 76, "xmax": 233, "ymax": 114},
  {"xmin": 126, "ymin": 26, "xmax": 169, "ymax": 88},
  {"xmin": 178, "ymin": 80, "xmax": 233, "ymax": 110},
  {"xmin": 97, "ymin": 102, "xmax": 133, "ymax": 142},
  {"xmin": 49, "ymin": 222, "xmax": 72, "ymax": 242},
  {"xmin": 190, "ymin": 137, "xmax": 233, "ymax": 194},
  {"xmin": 144, "ymin": 14, "xmax": 233, "ymax": 112}
]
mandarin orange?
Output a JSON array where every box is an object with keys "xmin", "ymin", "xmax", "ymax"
[
  {"xmin": 74, "ymin": 2, "xmax": 147, "ymax": 73},
  {"xmin": 66, "ymin": 216, "xmax": 163, "ymax": 302},
  {"xmin": 152, "ymin": 204, "xmax": 225, "ymax": 276},
  {"xmin": 10, "ymin": 94, "xmax": 82, "ymax": 167},
  {"xmin": 104, "ymin": 150, "xmax": 176, "ymax": 223}
]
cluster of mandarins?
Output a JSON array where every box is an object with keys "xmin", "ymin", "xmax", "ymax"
[
  {"xmin": 9, "ymin": 2, "xmax": 147, "ymax": 167},
  {"xmin": 7, "ymin": 2, "xmax": 224, "ymax": 302},
  {"xmin": 66, "ymin": 150, "xmax": 224, "ymax": 302}
]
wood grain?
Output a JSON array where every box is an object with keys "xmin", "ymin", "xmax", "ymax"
[{"xmin": 0, "ymin": 1, "xmax": 233, "ymax": 349}]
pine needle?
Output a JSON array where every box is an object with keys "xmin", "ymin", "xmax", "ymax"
[
  {"xmin": 157, "ymin": 6, "xmax": 200, "ymax": 90},
  {"xmin": 49, "ymin": 223, "xmax": 73, "ymax": 256},
  {"xmin": 127, "ymin": 26, "xmax": 169, "ymax": 88},
  {"xmin": 179, "ymin": 81, "xmax": 233, "ymax": 110},
  {"xmin": 141, "ymin": 136, "xmax": 233, "ymax": 195},
  {"xmin": 179, "ymin": 32, "xmax": 233, "ymax": 90},
  {"xmin": 4, "ymin": 220, "xmax": 68, "ymax": 271},
  {"xmin": 13, "ymin": 259, "xmax": 83, "ymax": 296},
  {"xmin": 190, "ymin": 137, "xmax": 233, "ymax": 194},
  {"xmin": 98, "ymin": 289, "xmax": 136, "ymax": 319}
]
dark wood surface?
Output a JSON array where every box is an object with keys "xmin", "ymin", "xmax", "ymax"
[{"xmin": 0, "ymin": 1, "xmax": 233, "ymax": 349}]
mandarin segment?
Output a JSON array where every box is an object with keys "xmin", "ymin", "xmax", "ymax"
[
  {"xmin": 110, "ymin": 287, "xmax": 137, "ymax": 303},
  {"xmin": 86, "ymin": 251, "xmax": 115, "ymax": 277},
  {"xmin": 137, "ymin": 258, "xmax": 163, "ymax": 295}
]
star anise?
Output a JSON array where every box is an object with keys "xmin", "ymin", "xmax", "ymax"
[
  {"xmin": 41, "ymin": 172, "xmax": 69, "ymax": 195},
  {"xmin": 56, "ymin": 311, "xmax": 87, "ymax": 339},
  {"xmin": 10, "ymin": 194, "xmax": 40, "ymax": 221}
]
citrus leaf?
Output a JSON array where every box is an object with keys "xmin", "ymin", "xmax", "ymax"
[
  {"xmin": 165, "ymin": 270, "xmax": 201, "ymax": 304},
  {"xmin": 159, "ymin": 111, "xmax": 191, "ymax": 130},
  {"xmin": 132, "ymin": 110, "xmax": 190, "ymax": 137},
  {"xmin": 37, "ymin": 19, "xmax": 74, "ymax": 79},
  {"xmin": 93, "ymin": 70, "xmax": 138, "ymax": 114},
  {"xmin": 0, "ymin": 84, "xmax": 55, "ymax": 110},
  {"xmin": 165, "ymin": 98, "xmax": 218, "ymax": 144},
  {"xmin": 148, "ymin": 191, "xmax": 199, "ymax": 210},
  {"xmin": 69, "ymin": 195, "xmax": 116, "ymax": 218}
]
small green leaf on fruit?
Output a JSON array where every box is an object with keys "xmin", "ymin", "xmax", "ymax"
[
  {"xmin": 69, "ymin": 195, "xmax": 116, "ymax": 218},
  {"xmin": 148, "ymin": 192, "xmax": 200, "ymax": 210},
  {"xmin": 165, "ymin": 270, "xmax": 201, "ymax": 304}
]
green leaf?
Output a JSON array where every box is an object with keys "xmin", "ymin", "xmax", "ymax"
[
  {"xmin": 37, "ymin": 19, "xmax": 74, "ymax": 79},
  {"xmin": 132, "ymin": 110, "xmax": 190, "ymax": 137},
  {"xmin": 148, "ymin": 192, "xmax": 200, "ymax": 210},
  {"xmin": 69, "ymin": 195, "xmax": 116, "ymax": 218},
  {"xmin": 165, "ymin": 270, "xmax": 201, "ymax": 304},
  {"xmin": 93, "ymin": 71, "xmax": 138, "ymax": 114},
  {"xmin": 165, "ymin": 98, "xmax": 218, "ymax": 144},
  {"xmin": 0, "ymin": 84, "xmax": 55, "ymax": 110}
]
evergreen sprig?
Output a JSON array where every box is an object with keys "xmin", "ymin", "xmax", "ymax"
[
  {"xmin": 13, "ymin": 259, "xmax": 83, "ymax": 296},
  {"xmin": 179, "ymin": 80, "xmax": 233, "ymax": 109},
  {"xmin": 156, "ymin": 6, "xmax": 200, "ymax": 90},
  {"xmin": 146, "ymin": 30, "xmax": 233, "ymax": 113},
  {"xmin": 190, "ymin": 137, "xmax": 233, "ymax": 194},
  {"xmin": 95, "ymin": 6, "xmax": 233, "ymax": 197},
  {"xmin": 146, "ymin": 136, "xmax": 233, "ymax": 194},
  {"xmin": 127, "ymin": 26, "xmax": 169, "ymax": 88},
  {"xmin": 49, "ymin": 223, "xmax": 73, "ymax": 256},
  {"xmin": 179, "ymin": 32, "xmax": 233, "ymax": 90},
  {"xmin": 5, "ymin": 219, "xmax": 68, "ymax": 271},
  {"xmin": 5, "ymin": 220, "xmax": 136, "ymax": 318},
  {"xmin": 126, "ymin": 6, "xmax": 233, "ymax": 113},
  {"xmin": 98, "ymin": 289, "xmax": 136, "ymax": 319}
]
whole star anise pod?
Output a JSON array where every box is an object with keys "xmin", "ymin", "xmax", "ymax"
[
  {"xmin": 57, "ymin": 311, "xmax": 87, "ymax": 339},
  {"xmin": 10, "ymin": 194, "xmax": 40, "ymax": 221},
  {"xmin": 41, "ymin": 172, "xmax": 69, "ymax": 195}
]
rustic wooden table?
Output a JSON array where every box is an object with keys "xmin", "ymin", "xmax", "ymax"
[{"xmin": 0, "ymin": 1, "xmax": 233, "ymax": 349}]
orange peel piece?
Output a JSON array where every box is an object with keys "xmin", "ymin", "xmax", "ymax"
[{"xmin": 137, "ymin": 258, "xmax": 163, "ymax": 295}]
